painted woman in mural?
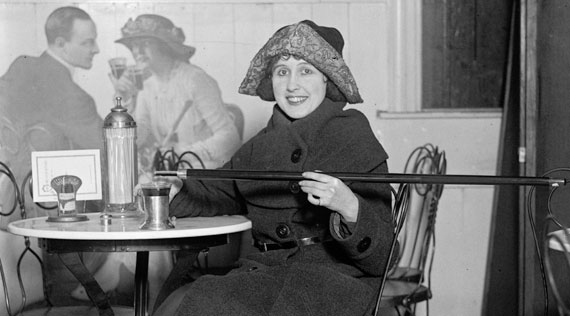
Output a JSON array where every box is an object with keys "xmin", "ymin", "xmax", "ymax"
[{"xmin": 110, "ymin": 14, "xmax": 241, "ymax": 176}]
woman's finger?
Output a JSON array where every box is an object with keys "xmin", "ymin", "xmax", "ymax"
[{"xmin": 302, "ymin": 171, "xmax": 329, "ymax": 182}]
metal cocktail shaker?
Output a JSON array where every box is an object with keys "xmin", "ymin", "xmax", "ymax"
[{"xmin": 103, "ymin": 97, "xmax": 139, "ymax": 217}]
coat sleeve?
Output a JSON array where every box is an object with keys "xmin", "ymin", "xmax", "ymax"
[
  {"xmin": 329, "ymin": 160, "xmax": 396, "ymax": 276},
  {"xmin": 168, "ymin": 159, "xmax": 247, "ymax": 218}
]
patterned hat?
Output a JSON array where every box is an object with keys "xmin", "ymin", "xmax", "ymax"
[
  {"xmin": 116, "ymin": 14, "xmax": 195, "ymax": 60},
  {"xmin": 238, "ymin": 20, "xmax": 363, "ymax": 104}
]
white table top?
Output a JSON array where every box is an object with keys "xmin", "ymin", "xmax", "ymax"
[
  {"xmin": 548, "ymin": 229, "xmax": 570, "ymax": 252},
  {"xmin": 7, "ymin": 212, "xmax": 251, "ymax": 240}
]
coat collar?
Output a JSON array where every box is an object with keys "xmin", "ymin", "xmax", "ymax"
[{"xmin": 268, "ymin": 98, "xmax": 346, "ymax": 144}]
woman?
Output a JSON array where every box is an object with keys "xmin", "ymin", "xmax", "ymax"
[
  {"xmin": 111, "ymin": 14, "xmax": 241, "ymax": 172},
  {"xmin": 157, "ymin": 20, "xmax": 395, "ymax": 316}
]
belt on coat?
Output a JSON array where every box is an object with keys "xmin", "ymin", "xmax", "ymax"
[{"xmin": 254, "ymin": 236, "xmax": 332, "ymax": 252}]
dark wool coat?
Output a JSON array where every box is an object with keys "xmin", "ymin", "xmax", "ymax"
[
  {"xmin": 1, "ymin": 52, "xmax": 103, "ymax": 152},
  {"xmin": 169, "ymin": 99, "xmax": 394, "ymax": 316}
]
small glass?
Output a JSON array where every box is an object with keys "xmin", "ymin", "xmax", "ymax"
[
  {"xmin": 109, "ymin": 57, "xmax": 127, "ymax": 79},
  {"xmin": 129, "ymin": 65, "xmax": 145, "ymax": 90},
  {"xmin": 47, "ymin": 175, "xmax": 88, "ymax": 222}
]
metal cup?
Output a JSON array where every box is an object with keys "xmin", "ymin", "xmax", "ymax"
[{"xmin": 138, "ymin": 181, "xmax": 173, "ymax": 230}]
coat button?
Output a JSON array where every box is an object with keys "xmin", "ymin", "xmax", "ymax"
[
  {"xmin": 289, "ymin": 181, "xmax": 300, "ymax": 193},
  {"xmin": 357, "ymin": 237, "xmax": 371, "ymax": 253},
  {"xmin": 291, "ymin": 149, "xmax": 302, "ymax": 163},
  {"xmin": 276, "ymin": 223, "xmax": 291, "ymax": 238}
]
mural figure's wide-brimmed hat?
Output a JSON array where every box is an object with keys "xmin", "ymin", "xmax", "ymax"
[{"xmin": 116, "ymin": 14, "xmax": 195, "ymax": 61}]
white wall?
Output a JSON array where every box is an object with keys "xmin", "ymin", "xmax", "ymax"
[
  {"xmin": 0, "ymin": 1, "xmax": 500, "ymax": 316},
  {"xmin": 376, "ymin": 111, "xmax": 501, "ymax": 316}
]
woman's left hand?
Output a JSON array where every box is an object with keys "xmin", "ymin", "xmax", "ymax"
[{"xmin": 299, "ymin": 171, "xmax": 359, "ymax": 222}]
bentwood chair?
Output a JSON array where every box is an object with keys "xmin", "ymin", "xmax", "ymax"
[
  {"xmin": 544, "ymin": 215, "xmax": 570, "ymax": 315},
  {"xmin": 540, "ymin": 168, "xmax": 570, "ymax": 315},
  {"xmin": 150, "ymin": 149, "xmax": 243, "ymax": 314},
  {"xmin": 0, "ymin": 161, "xmax": 132, "ymax": 316},
  {"xmin": 373, "ymin": 144, "xmax": 447, "ymax": 316},
  {"xmin": 152, "ymin": 147, "xmax": 243, "ymax": 275},
  {"xmin": 225, "ymin": 103, "xmax": 245, "ymax": 141}
]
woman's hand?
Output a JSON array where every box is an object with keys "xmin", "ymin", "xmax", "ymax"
[
  {"xmin": 299, "ymin": 171, "xmax": 359, "ymax": 222},
  {"xmin": 153, "ymin": 176, "xmax": 183, "ymax": 202},
  {"xmin": 136, "ymin": 174, "xmax": 183, "ymax": 203},
  {"xmin": 109, "ymin": 71, "xmax": 137, "ymax": 105}
]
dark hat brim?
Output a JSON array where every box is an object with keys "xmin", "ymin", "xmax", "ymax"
[{"xmin": 238, "ymin": 22, "xmax": 362, "ymax": 104}]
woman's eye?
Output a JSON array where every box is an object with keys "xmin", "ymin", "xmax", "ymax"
[
  {"xmin": 301, "ymin": 68, "xmax": 313, "ymax": 75},
  {"xmin": 275, "ymin": 68, "xmax": 288, "ymax": 76}
]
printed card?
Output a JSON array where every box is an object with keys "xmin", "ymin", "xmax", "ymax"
[{"xmin": 31, "ymin": 150, "xmax": 102, "ymax": 202}]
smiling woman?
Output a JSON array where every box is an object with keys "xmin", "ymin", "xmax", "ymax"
[
  {"xmin": 152, "ymin": 20, "xmax": 396, "ymax": 316},
  {"xmin": 270, "ymin": 56, "xmax": 327, "ymax": 120}
]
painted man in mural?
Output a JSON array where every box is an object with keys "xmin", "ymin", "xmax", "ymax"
[{"xmin": 0, "ymin": 5, "xmax": 115, "ymax": 306}]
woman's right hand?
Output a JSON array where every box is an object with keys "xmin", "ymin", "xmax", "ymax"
[
  {"xmin": 136, "ymin": 173, "xmax": 182, "ymax": 203},
  {"xmin": 153, "ymin": 176, "xmax": 183, "ymax": 202},
  {"xmin": 109, "ymin": 71, "xmax": 137, "ymax": 104}
]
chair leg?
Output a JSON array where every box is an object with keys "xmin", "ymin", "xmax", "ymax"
[{"xmin": 401, "ymin": 305, "xmax": 413, "ymax": 316}]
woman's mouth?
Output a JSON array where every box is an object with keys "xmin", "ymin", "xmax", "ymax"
[{"xmin": 287, "ymin": 96, "xmax": 307, "ymax": 105}]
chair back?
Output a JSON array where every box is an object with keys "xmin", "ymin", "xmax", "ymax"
[
  {"xmin": 0, "ymin": 161, "xmax": 44, "ymax": 316},
  {"xmin": 152, "ymin": 148, "xmax": 206, "ymax": 172},
  {"xmin": 225, "ymin": 103, "xmax": 244, "ymax": 141},
  {"xmin": 390, "ymin": 144, "xmax": 446, "ymax": 282},
  {"xmin": 544, "ymin": 215, "xmax": 570, "ymax": 315},
  {"xmin": 0, "ymin": 106, "xmax": 62, "ymax": 224},
  {"xmin": 0, "ymin": 112, "xmax": 26, "ymax": 226},
  {"xmin": 372, "ymin": 144, "xmax": 446, "ymax": 316},
  {"xmin": 372, "ymin": 182, "xmax": 411, "ymax": 316}
]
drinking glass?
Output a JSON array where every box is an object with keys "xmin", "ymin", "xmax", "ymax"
[
  {"xmin": 138, "ymin": 181, "xmax": 174, "ymax": 230},
  {"xmin": 109, "ymin": 57, "xmax": 127, "ymax": 79}
]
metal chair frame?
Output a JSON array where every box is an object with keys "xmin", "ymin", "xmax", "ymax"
[
  {"xmin": 0, "ymin": 161, "xmax": 44, "ymax": 316},
  {"xmin": 373, "ymin": 144, "xmax": 447, "ymax": 316},
  {"xmin": 152, "ymin": 149, "xmax": 213, "ymax": 273},
  {"xmin": 390, "ymin": 144, "xmax": 446, "ymax": 282},
  {"xmin": 543, "ymin": 215, "xmax": 570, "ymax": 316},
  {"xmin": 153, "ymin": 148, "xmax": 206, "ymax": 172}
]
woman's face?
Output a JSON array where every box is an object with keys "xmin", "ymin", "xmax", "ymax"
[
  {"xmin": 129, "ymin": 38, "xmax": 168, "ymax": 71},
  {"xmin": 271, "ymin": 56, "xmax": 327, "ymax": 120}
]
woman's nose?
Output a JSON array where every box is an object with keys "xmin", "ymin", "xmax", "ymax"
[
  {"xmin": 132, "ymin": 45, "xmax": 143, "ymax": 56},
  {"xmin": 286, "ymin": 74, "xmax": 299, "ymax": 91}
]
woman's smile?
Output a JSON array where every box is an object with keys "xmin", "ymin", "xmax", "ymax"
[
  {"xmin": 286, "ymin": 96, "xmax": 308, "ymax": 105},
  {"xmin": 272, "ymin": 56, "xmax": 327, "ymax": 119}
]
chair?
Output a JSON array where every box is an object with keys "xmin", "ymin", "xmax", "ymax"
[
  {"xmin": 542, "ymin": 172, "xmax": 570, "ymax": 316},
  {"xmin": 0, "ymin": 161, "xmax": 132, "ymax": 316},
  {"xmin": 225, "ymin": 103, "xmax": 244, "ymax": 141},
  {"xmin": 543, "ymin": 214, "xmax": 570, "ymax": 316},
  {"xmin": 151, "ymin": 148, "xmax": 242, "ymax": 275},
  {"xmin": 373, "ymin": 144, "xmax": 447, "ymax": 316}
]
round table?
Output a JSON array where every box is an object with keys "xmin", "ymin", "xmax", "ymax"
[{"xmin": 8, "ymin": 213, "xmax": 251, "ymax": 316}]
